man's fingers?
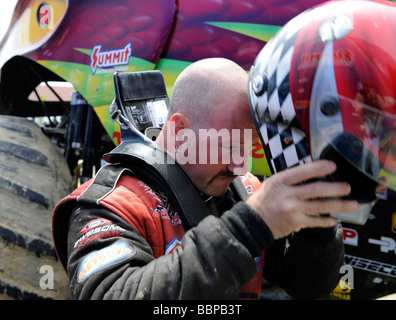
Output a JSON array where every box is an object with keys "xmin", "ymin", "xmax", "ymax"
[
  {"xmin": 299, "ymin": 199, "xmax": 358, "ymax": 230},
  {"xmin": 303, "ymin": 198, "xmax": 359, "ymax": 215},
  {"xmin": 248, "ymin": 160, "xmax": 360, "ymax": 239},
  {"xmin": 292, "ymin": 181, "xmax": 351, "ymax": 200},
  {"xmin": 300, "ymin": 214, "xmax": 338, "ymax": 229},
  {"xmin": 279, "ymin": 160, "xmax": 336, "ymax": 186}
]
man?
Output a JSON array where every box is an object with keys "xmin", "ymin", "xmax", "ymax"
[{"xmin": 52, "ymin": 58, "xmax": 357, "ymax": 299}]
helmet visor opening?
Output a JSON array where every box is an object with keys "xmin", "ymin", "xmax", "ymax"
[{"xmin": 314, "ymin": 94, "xmax": 396, "ymax": 191}]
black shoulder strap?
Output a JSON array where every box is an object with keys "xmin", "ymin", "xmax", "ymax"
[
  {"xmin": 103, "ymin": 141, "xmax": 211, "ymax": 230},
  {"xmin": 230, "ymin": 176, "xmax": 249, "ymax": 201}
]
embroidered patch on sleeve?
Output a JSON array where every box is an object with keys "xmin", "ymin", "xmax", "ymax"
[
  {"xmin": 77, "ymin": 241, "xmax": 137, "ymax": 283},
  {"xmin": 81, "ymin": 218, "xmax": 112, "ymax": 234}
]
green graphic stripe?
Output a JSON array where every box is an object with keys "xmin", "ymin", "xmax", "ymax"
[
  {"xmin": 205, "ymin": 21, "xmax": 281, "ymax": 42},
  {"xmin": 38, "ymin": 57, "xmax": 154, "ymax": 107}
]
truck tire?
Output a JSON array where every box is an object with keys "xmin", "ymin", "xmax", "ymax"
[{"xmin": 0, "ymin": 115, "xmax": 73, "ymax": 299}]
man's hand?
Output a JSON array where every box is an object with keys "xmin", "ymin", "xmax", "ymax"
[{"xmin": 246, "ymin": 160, "xmax": 358, "ymax": 239}]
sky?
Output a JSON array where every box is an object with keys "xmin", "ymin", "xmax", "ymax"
[{"xmin": 0, "ymin": 1, "xmax": 18, "ymax": 42}]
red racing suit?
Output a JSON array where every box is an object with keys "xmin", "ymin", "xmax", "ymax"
[{"xmin": 52, "ymin": 164, "xmax": 344, "ymax": 300}]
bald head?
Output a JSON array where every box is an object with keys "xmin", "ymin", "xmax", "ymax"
[{"xmin": 167, "ymin": 58, "xmax": 249, "ymax": 129}]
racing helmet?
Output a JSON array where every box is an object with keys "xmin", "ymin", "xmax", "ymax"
[{"xmin": 248, "ymin": 0, "xmax": 396, "ymax": 224}]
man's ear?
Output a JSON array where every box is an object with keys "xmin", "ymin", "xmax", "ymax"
[
  {"xmin": 170, "ymin": 113, "xmax": 190, "ymax": 137},
  {"xmin": 164, "ymin": 113, "xmax": 191, "ymax": 153}
]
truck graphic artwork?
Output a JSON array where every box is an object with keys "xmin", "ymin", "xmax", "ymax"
[{"xmin": 90, "ymin": 42, "xmax": 132, "ymax": 74}]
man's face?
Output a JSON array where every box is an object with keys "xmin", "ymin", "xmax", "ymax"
[{"xmin": 176, "ymin": 99, "xmax": 260, "ymax": 197}]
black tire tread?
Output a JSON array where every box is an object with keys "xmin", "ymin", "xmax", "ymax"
[{"xmin": 0, "ymin": 115, "xmax": 72, "ymax": 299}]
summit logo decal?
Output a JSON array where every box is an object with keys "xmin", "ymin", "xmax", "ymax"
[{"xmin": 90, "ymin": 42, "xmax": 132, "ymax": 74}]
